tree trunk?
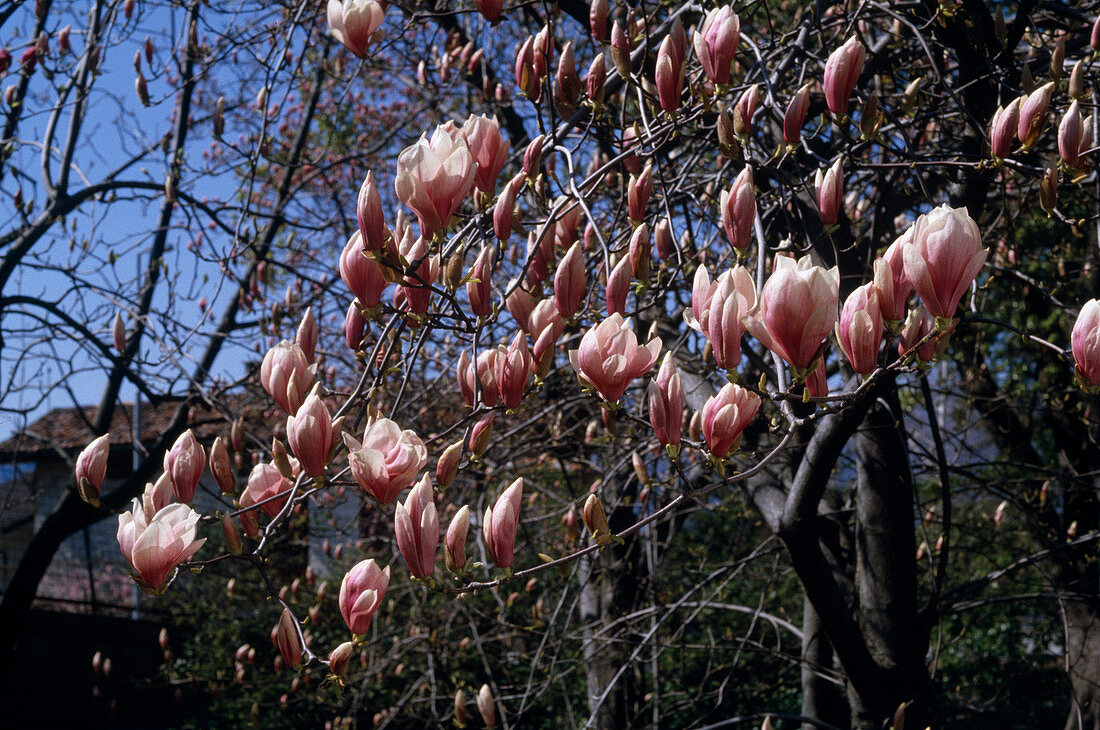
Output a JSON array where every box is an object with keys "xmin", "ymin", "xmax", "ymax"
[
  {"xmin": 801, "ymin": 598, "xmax": 847, "ymax": 730},
  {"xmin": 1063, "ymin": 596, "xmax": 1100, "ymax": 729},
  {"xmin": 848, "ymin": 396, "xmax": 930, "ymax": 728}
]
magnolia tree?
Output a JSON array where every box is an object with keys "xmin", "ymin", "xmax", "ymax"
[{"xmin": 9, "ymin": 0, "xmax": 1100, "ymax": 728}]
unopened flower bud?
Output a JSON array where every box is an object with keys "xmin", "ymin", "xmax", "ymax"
[
  {"xmin": 469, "ymin": 413, "xmax": 494, "ymax": 457},
  {"xmin": 1040, "ymin": 165, "xmax": 1057, "ymax": 214},
  {"xmin": 222, "ymin": 513, "xmax": 242, "ymax": 554},
  {"xmin": 328, "ymin": 641, "xmax": 354, "ymax": 677},
  {"xmin": 582, "ymin": 494, "xmax": 611, "ymax": 546},
  {"xmin": 610, "ymin": 21, "xmax": 632, "ymax": 78}
]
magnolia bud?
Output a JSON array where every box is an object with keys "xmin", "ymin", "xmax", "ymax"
[
  {"xmin": 271, "ymin": 438, "xmax": 294, "ymax": 480},
  {"xmin": 112, "ymin": 311, "xmax": 126, "ymax": 352},
  {"xmin": 716, "ymin": 104, "xmax": 739, "ymax": 159},
  {"xmin": 523, "ymin": 135, "xmax": 544, "ymax": 177},
  {"xmin": 328, "ymin": 641, "xmax": 354, "ymax": 677},
  {"xmin": 477, "ymin": 684, "xmax": 496, "ymax": 728},
  {"xmin": 213, "ymin": 96, "xmax": 225, "ymax": 137},
  {"xmin": 582, "ymin": 494, "xmax": 611, "ymax": 546},
  {"xmin": 590, "ymin": 0, "xmax": 609, "ymax": 43},
  {"xmin": 135, "ymin": 73, "xmax": 150, "ymax": 106},
  {"xmin": 444, "ymin": 504, "xmax": 470, "ymax": 572},
  {"xmin": 210, "ymin": 436, "xmax": 235, "ymax": 494},
  {"xmin": 274, "ymin": 609, "xmax": 302, "ymax": 668},
  {"xmin": 222, "ymin": 513, "xmax": 242, "ymax": 554},
  {"xmin": 586, "ymin": 53, "xmax": 606, "ymax": 108},
  {"xmin": 1040, "ymin": 165, "xmax": 1057, "ymax": 215},
  {"xmin": 1050, "ymin": 37, "xmax": 1065, "ymax": 81},
  {"xmin": 610, "ymin": 21, "xmax": 632, "ymax": 78},
  {"xmin": 469, "ymin": 413, "xmax": 494, "ymax": 457},
  {"xmin": 435, "ymin": 441, "xmax": 463, "ymax": 487},
  {"xmin": 783, "ymin": 84, "xmax": 811, "ymax": 145}
]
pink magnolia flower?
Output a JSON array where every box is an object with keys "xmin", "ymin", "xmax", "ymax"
[
  {"xmin": 164, "ymin": 429, "xmax": 205, "ymax": 503},
  {"xmin": 628, "ymin": 165, "xmax": 653, "ymax": 222},
  {"xmin": 394, "ymin": 474, "xmax": 439, "ymax": 579},
  {"xmin": 327, "ymin": 0, "xmax": 385, "ymax": 58},
  {"xmin": 356, "ymin": 171, "xmax": 388, "ymax": 252},
  {"xmin": 473, "ymin": 0, "xmax": 503, "ymax": 23},
  {"xmin": 783, "ymin": 84, "xmax": 811, "ymax": 145},
  {"xmin": 112, "ymin": 311, "xmax": 126, "ymax": 352},
  {"xmin": 1018, "ymin": 82, "xmax": 1055, "ymax": 148},
  {"xmin": 339, "ymin": 559, "xmax": 390, "ymax": 635},
  {"xmin": 898, "ymin": 306, "xmax": 939, "ymax": 362},
  {"xmin": 244, "ymin": 462, "xmax": 292, "ymax": 518},
  {"xmin": 989, "ymin": 98, "xmax": 1021, "ymax": 159},
  {"xmin": 1072, "ymin": 299, "xmax": 1100, "ymax": 388},
  {"xmin": 340, "ymin": 232, "xmax": 388, "ymax": 308},
  {"xmin": 647, "ymin": 354, "xmax": 683, "ymax": 448},
  {"xmin": 823, "ymin": 35, "xmax": 865, "ymax": 114},
  {"xmin": 1059, "ymin": 100, "xmax": 1085, "ymax": 168},
  {"xmin": 744, "ymin": 255, "xmax": 839, "ymax": 371},
  {"xmin": 345, "ymin": 417, "xmax": 427, "ymax": 504},
  {"xmin": 75, "ymin": 433, "xmax": 110, "ymax": 504},
  {"xmin": 273, "ymin": 609, "xmax": 302, "ymax": 668},
  {"xmin": 463, "ymin": 114, "xmax": 509, "ymax": 195},
  {"xmin": 484, "ymin": 478, "xmax": 523, "ymax": 569},
  {"xmin": 445, "ymin": 505, "xmax": 470, "ymax": 572},
  {"xmin": 296, "ymin": 307, "xmax": 318, "ymax": 362},
  {"xmin": 529, "ymin": 298, "xmax": 565, "ymax": 376},
  {"xmin": 836, "ymin": 283, "xmax": 883, "ymax": 374},
  {"xmin": 457, "ymin": 349, "xmax": 501, "ymax": 408},
  {"xmin": 721, "ymin": 167, "xmax": 755, "ymax": 250},
  {"xmin": 494, "ymin": 173, "xmax": 526, "ymax": 242},
  {"xmin": 655, "ymin": 22, "xmax": 686, "ymax": 113},
  {"xmin": 467, "ymin": 246, "xmax": 495, "ymax": 317},
  {"xmin": 494, "ymin": 331, "xmax": 532, "ymax": 410},
  {"xmin": 569, "ymin": 313, "xmax": 662, "ymax": 402},
  {"xmin": 873, "ymin": 230, "xmax": 913, "ymax": 322},
  {"xmin": 395, "ymin": 123, "xmax": 477, "ymax": 240},
  {"xmin": 260, "ymin": 341, "xmax": 314, "ymax": 415},
  {"xmin": 701, "ymin": 383, "xmax": 761, "ymax": 458},
  {"xmin": 117, "ymin": 501, "xmax": 205, "ymax": 593},
  {"xmin": 605, "ymin": 255, "xmax": 632, "ymax": 316},
  {"xmin": 902, "ymin": 205, "xmax": 988, "ymax": 319},
  {"xmin": 686, "ymin": 265, "xmax": 756, "ymax": 371},
  {"xmin": 815, "ymin": 159, "xmax": 844, "ymax": 226},
  {"xmin": 554, "ymin": 241, "xmax": 586, "ymax": 318},
  {"xmin": 395, "ymin": 230, "xmax": 440, "ymax": 315},
  {"xmin": 209, "ymin": 436, "xmax": 234, "ymax": 495},
  {"xmin": 736, "ymin": 84, "xmax": 759, "ymax": 136},
  {"xmin": 286, "ymin": 385, "xmax": 340, "ymax": 480},
  {"xmin": 344, "ymin": 301, "xmax": 367, "ymax": 351},
  {"xmin": 693, "ymin": 6, "xmax": 740, "ymax": 86}
]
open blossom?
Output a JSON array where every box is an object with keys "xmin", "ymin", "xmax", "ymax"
[
  {"xmin": 701, "ymin": 383, "xmax": 760, "ymax": 458},
  {"xmin": 647, "ymin": 354, "xmax": 684, "ymax": 447},
  {"xmin": 286, "ymin": 385, "xmax": 341, "ymax": 480},
  {"xmin": 75, "ymin": 434, "xmax": 110, "ymax": 504},
  {"xmin": 693, "ymin": 6, "xmax": 739, "ymax": 86},
  {"xmin": 345, "ymin": 417, "xmax": 427, "ymax": 504},
  {"xmin": 569, "ymin": 313, "xmax": 662, "ymax": 402},
  {"xmin": 327, "ymin": 0, "xmax": 385, "ymax": 58},
  {"xmin": 1072, "ymin": 299, "xmax": 1100, "ymax": 388},
  {"xmin": 395, "ymin": 122, "xmax": 477, "ymax": 240},
  {"xmin": 823, "ymin": 35, "xmax": 865, "ymax": 114},
  {"xmin": 484, "ymin": 478, "xmax": 523, "ymax": 569},
  {"xmin": 457, "ymin": 349, "xmax": 501, "ymax": 407},
  {"xmin": 836, "ymin": 283, "xmax": 884, "ymax": 374},
  {"xmin": 164, "ymin": 429, "xmax": 205, "ymax": 503},
  {"xmin": 394, "ymin": 474, "xmax": 439, "ymax": 579},
  {"xmin": 463, "ymin": 114, "xmax": 509, "ymax": 195},
  {"xmin": 244, "ymin": 462, "xmax": 292, "ymax": 518},
  {"xmin": 117, "ymin": 501, "xmax": 205, "ymax": 593},
  {"xmin": 260, "ymin": 341, "xmax": 314, "ymax": 415},
  {"xmin": 902, "ymin": 205, "xmax": 988, "ymax": 319},
  {"xmin": 686, "ymin": 265, "xmax": 756, "ymax": 371},
  {"xmin": 744, "ymin": 255, "xmax": 839, "ymax": 371},
  {"xmin": 873, "ymin": 230, "xmax": 913, "ymax": 322},
  {"xmin": 339, "ymin": 559, "xmax": 390, "ymax": 635}
]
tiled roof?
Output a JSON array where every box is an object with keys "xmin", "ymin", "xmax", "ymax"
[{"xmin": 0, "ymin": 399, "xmax": 235, "ymax": 458}]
